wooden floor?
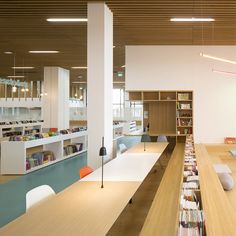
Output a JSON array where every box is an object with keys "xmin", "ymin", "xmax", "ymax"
[
  {"xmin": 205, "ymin": 144, "xmax": 236, "ymax": 212},
  {"xmin": 107, "ymin": 144, "xmax": 175, "ymax": 236},
  {"xmin": 0, "ymin": 175, "xmax": 19, "ymax": 184}
]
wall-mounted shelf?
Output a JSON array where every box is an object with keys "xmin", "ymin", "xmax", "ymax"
[{"xmin": 128, "ymin": 90, "xmax": 193, "ymax": 142}]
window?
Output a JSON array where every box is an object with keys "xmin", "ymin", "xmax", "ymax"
[{"xmin": 113, "ymin": 88, "xmax": 124, "ymax": 119}]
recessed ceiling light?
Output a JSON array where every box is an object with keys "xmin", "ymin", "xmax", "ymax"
[
  {"xmin": 29, "ymin": 51, "xmax": 59, "ymax": 54},
  {"xmin": 170, "ymin": 17, "xmax": 215, "ymax": 22},
  {"xmin": 7, "ymin": 75, "xmax": 25, "ymax": 78},
  {"xmin": 47, "ymin": 18, "xmax": 88, "ymax": 22},
  {"xmin": 200, "ymin": 53, "xmax": 236, "ymax": 65},
  {"xmin": 12, "ymin": 67, "xmax": 35, "ymax": 69},
  {"xmin": 71, "ymin": 67, "xmax": 87, "ymax": 69},
  {"xmin": 4, "ymin": 51, "xmax": 13, "ymax": 54}
]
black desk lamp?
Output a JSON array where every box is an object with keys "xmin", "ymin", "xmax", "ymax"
[
  {"xmin": 141, "ymin": 134, "xmax": 151, "ymax": 151},
  {"xmin": 99, "ymin": 137, "xmax": 107, "ymax": 188}
]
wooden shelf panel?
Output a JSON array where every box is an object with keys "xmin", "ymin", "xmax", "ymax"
[
  {"xmin": 140, "ymin": 144, "xmax": 185, "ymax": 235},
  {"xmin": 143, "ymin": 92, "xmax": 159, "ymax": 100},
  {"xmin": 160, "ymin": 91, "xmax": 176, "ymax": 100},
  {"xmin": 148, "ymin": 102, "xmax": 176, "ymax": 134},
  {"xmin": 128, "ymin": 91, "xmax": 142, "ymax": 101}
]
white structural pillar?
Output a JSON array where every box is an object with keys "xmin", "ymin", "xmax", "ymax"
[
  {"xmin": 43, "ymin": 67, "xmax": 69, "ymax": 130},
  {"xmin": 87, "ymin": 2, "xmax": 113, "ymax": 169}
]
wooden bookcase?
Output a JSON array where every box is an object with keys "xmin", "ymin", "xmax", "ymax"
[{"xmin": 128, "ymin": 90, "xmax": 193, "ymax": 142}]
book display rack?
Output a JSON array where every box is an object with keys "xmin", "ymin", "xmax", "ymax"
[
  {"xmin": 1, "ymin": 130, "xmax": 87, "ymax": 174},
  {"xmin": 178, "ymin": 135, "xmax": 205, "ymax": 236}
]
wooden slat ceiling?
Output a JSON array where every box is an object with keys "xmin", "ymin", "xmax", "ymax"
[{"xmin": 0, "ymin": 0, "xmax": 236, "ymax": 84}]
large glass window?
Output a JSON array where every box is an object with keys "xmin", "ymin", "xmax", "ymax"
[{"xmin": 112, "ymin": 88, "xmax": 124, "ymax": 119}]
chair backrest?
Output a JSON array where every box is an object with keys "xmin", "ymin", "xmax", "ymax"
[
  {"xmin": 157, "ymin": 135, "xmax": 168, "ymax": 142},
  {"xmin": 119, "ymin": 143, "xmax": 128, "ymax": 154},
  {"xmin": 26, "ymin": 185, "xmax": 55, "ymax": 211},
  {"xmin": 80, "ymin": 166, "xmax": 93, "ymax": 179}
]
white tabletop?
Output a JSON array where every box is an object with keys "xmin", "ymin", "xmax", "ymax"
[{"xmin": 81, "ymin": 153, "xmax": 160, "ymax": 182}]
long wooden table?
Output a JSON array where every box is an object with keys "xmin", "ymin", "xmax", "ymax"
[
  {"xmin": 0, "ymin": 142, "xmax": 167, "ymax": 236},
  {"xmin": 195, "ymin": 144, "xmax": 236, "ymax": 236},
  {"xmin": 140, "ymin": 143, "xmax": 185, "ymax": 236}
]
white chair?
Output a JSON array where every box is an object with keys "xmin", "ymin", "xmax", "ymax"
[
  {"xmin": 157, "ymin": 135, "xmax": 168, "ymax": 142},
  {"xmin": 119, "ymin": 143, "xmax": 128, "ymax": 154},
  {"xmin": 26, "ymin": 185, "xmax": 55, "ymax": 210}
]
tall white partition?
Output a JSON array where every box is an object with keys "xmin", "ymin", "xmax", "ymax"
[
  {"xmin": 43, "ymin": 67, "xmax": 69, "ymax": 130},
  {"xmin": 126, "ymin": 46, "xmax": 236, "ymax": 143},
  {"xmin": 87, "ymin": 2, "xmax": 113, "ymax": 169}
]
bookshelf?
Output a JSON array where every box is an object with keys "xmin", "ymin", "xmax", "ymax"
[
  {"xmin": 113, "ymin": 123, "xmax": 124, "ymax": 140},
  {"xmin": 128, "ymin": 90, "xmax": 193, "ymax": 142},
  {"xmin": 178, "ymin": 135, "xmax": 205, "ymax": 235},
  {"xmin": 0, "ymin": 120, "xmax": 43, "ymax": 139},
  {"xmin": 1, "ymin": 131, "xmax": 87, "ymax": 174}
]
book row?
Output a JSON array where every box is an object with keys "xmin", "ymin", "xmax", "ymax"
[{"xmin": 178, "ymin": 135, "xmax": 205, "ymax": 236}]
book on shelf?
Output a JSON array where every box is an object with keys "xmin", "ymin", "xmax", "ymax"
[
  {"xmin": 186, "ymin": 176, "xmax": 199, "ymax": 182},
  {"xmin": 180, "ymin": 104, "xmax": 191, "ymax": 109},
  {"xmin": 182, "ymin": 182, "xmax": 199, "ymax": 189},
  {"xmin": 178, "ymin": 93, "xmax": 190, "ymax": 101}
]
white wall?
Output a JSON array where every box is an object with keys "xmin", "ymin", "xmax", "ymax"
[{"xmin": 126, "ymin": 46, "xmax": 236, "ymax": 143}]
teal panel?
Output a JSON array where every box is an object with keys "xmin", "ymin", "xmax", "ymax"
[
  {"xmin": 117, "ymin": 136, "xmax": 141, "ymax": 150},
  {"xmin": 115, "ymin": 136, "xmax": 142, "ymax": 156},
  {"xmin": 0, "ymin": 152, "xmax": 87, "ymax": 227}
]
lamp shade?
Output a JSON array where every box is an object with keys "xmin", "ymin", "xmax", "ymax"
[
  {"xmin": 99, "ymin": 137, "xmax": 107, "ymax": 156},
  {"xmin": 99, "ymin": 146, "xmax": 107, "ymax": 156},
  {"xmin": 141, "ymin": 134, "xmax": 151, "ymax": 142}
]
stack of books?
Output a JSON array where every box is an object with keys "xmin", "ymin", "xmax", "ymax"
[
  {"xmin": 26, "ymin": 151, "xmax": 55, "ymax": 170},
  {"xmin": 178, "ymin": 135, "xmax": 205, "ymax": 236},
  {"xmin": 63, "ymin": 143, "xmax": 83, "ymax": 156}
]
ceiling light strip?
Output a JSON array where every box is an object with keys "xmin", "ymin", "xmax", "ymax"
[
  {"xmin": 29, "ymin": 51, "xmax": 59, "ymax": 54},
  {"xmin": 47, "ymin": 18, "xmax": 87, "ymax": 22},
  {"xmin": 71, "ymin": 67, "xmax": 87, "ymax": 69},
  {"xmin": 212, "ymin": 69, "xmax": 236, "ymax": 76},
  {"xmin": 12, "ymin": 67, "xmax": 34, "ymax": 69},
  {"xmin": 72, "ymin": 82, "xmax": 87, "ymax": 84},
  {"xmin": 171, "ymin": 18, "xmax": 215, "ymax": 22},
  {"xmin": 7, "ymin": 75, "xmax": 25, "ymax": 78},
  {"xmin": 200, "ymin": 53, "xmax": 236, "ymax": 65}
]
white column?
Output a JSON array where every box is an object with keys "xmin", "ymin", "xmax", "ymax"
[
  {"xmin": 87, "ymin": 2, "xmax": 113, "ymax": 169},
  {"xmin": 42, "ymin": 67, "xmax": 69, "ymax": 130}
]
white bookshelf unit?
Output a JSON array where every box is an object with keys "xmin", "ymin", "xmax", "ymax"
[
  {"xmin": 113, "ymin": 123, "xmax": 124, "ymax": 140},
  {"xmin": 1, "ymin": 131, "xmax": 87, "ymax": 174},
  {"xmin": 123, "ymin": 121, "xmax": 137, "ymax": 134},
  {"xmin": 0, "ymin": 121, "xmax": 43, "ymax": 139}
]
